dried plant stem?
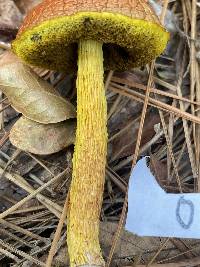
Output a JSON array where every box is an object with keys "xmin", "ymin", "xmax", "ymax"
[
  {"xmin": 106, "ymin": 2, "xmax": 169, "ymax": 265},
  {"xmin": 0, "ymin": 239, "xmax": 45, "ymax": 266},
  {"xmin": 0, "ymin": 159, "xmax": 63, "ymax": 216},
  {"xmin": 160, "ymin": 0, "xmax": 170, "ymax": 22},
  {"xmin": 0, "ymin": 247, "xmax": 19, "ymax": 262},
  {"xmin": 167, "ymin": 100, "xmax": 176, "ymax": 180},
  {"xmin": 159, "ymin": 111, "xmax": 182, "ymax": 191},
  {"xmin": 190, "ymin": 0, "xmax": 197, "ymax": 159},
  {"xmin": 1, "ymin": 149, "xmax": 21, "ymax": 178},
  {"xmin": 0, "ymin": 103, "xmax": 11, "ymax": 113},
  {"xmin": 109, "ymin": 116, "xmax": 140, "ymax": 142},
  {"xmin": 196, "ymin": 64, "xmax": 200, "ymax": 187},
  {"xmin": 113, "ymin": 129, "xmax": 164, "ymax": 172},
  {"xmin": 133, "ymin": 256, "xmax": 200, "ymax": 267},
  {"xmin": 0, "ymin": 168, "xmax": 67, "ymax": 219},
  {"xmin": 106, "ymin": 61, "xmax": 155, "ymax": 267},
  {"xmin": 0, "ymin": 92, "xmax": 4, "ymax": 130},
  {"xmin": 148, "ymin": 64, "xmax": 182, "ymax": 191},
  {"xmin": 0, "ymin": 41, "xmax": 11, "ymax": 50},
  {"xmin": 157, "ymin": 243, "xmax": 200, "ymax": 264},
  {"xmin": 27, "ymin": 152, "xmax": 55, "ymax": 176},
  {"xmin": 0, "ymin": 228, "xmax": 32, "ymax": 248},
  {"xmin": 146, "ymin": 238, "xmax": 170, "ymax": 266},
  {"xmin": 105, "ymin": 70, "xmax": 114, "ymax": 90},
  {"xmin": 111, "ymin": 78, "xmax": 200, "ymax": 106},
  {"xmin": 176, "ymin": 63, "xmax": 197, "ymax": 186},
  {"xmin": 109, "ymin": 85, "xmax": 200, "ymax": 124},
  {"xmin": 45, "ymin": 194, "xmax": 69, "ymax": 267},
  {"xmin": 106, "ymin": 166, "xmax": 127, "ymax": 193},
  {"xmin": 107, "ymin": 94, "xmax": 122, "ymax": 119},
  {"xmin": 0, "ymin": 218, "xmax": 47, "ymax": 243},
  {"xmin": 0, "ymin": 131, "xmax": 9, "ymax": 148}
]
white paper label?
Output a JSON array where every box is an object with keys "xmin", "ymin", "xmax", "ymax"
[{"xmin": 125, "ymin": 157, "xmax": 200, "ymax": 238}]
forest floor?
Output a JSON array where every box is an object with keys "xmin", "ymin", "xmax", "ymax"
[{"xmin": 0, "ymin": 0, "xmax": 200, "ymax": 266}]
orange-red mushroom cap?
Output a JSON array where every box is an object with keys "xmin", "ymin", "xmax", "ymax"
[{"xmin": 12, "ymin": 0, "xmax": 169, "ymax": 72}]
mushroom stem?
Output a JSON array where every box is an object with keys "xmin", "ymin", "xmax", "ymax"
[{"xmin": 67, "ymin": 39, "xmax": 107, "ymax": 267}]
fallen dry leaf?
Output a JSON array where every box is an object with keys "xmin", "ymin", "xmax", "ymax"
[
  {"xmin": 0, "ymin": 0, "xmax": 22, "ymax": 29},
  {"xmin": 0, "ymin": 52, "xmax": 76, "ymax": 123},
  {"xmin": 10, "ymin": 116, "xmax": 76, "ymax": 155},
  {"xmin": 149, "ymin": 154, "xmax": 168, "ymax": 189},
  {"xmin": 15, "ymin": 0, "xmax": 42, "ymax": 15},
  {"xmin": 110, "ymin": 111, "xmax": 161, "ymax": 160},
  {"xmin": 45, "ymin": 222, "xmax": 175, "ymax": 267}
]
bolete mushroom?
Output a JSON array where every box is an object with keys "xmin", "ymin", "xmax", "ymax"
[{"xmin": 12, "ymin": 1, "xmax": 169, "ymax": 266}]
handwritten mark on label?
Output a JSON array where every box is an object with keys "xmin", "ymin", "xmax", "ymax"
[
  {"xmin": 176, "ymin": 196, "xmax": 194, "ymax": 229},
  {"xmin": 125, "ymin": 157, "xmax": 200, "ymax": 238}
]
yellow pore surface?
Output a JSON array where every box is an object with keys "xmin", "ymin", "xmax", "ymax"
[{"xmin": 12, "ymin": 12, "xmax": 169, "ymax": 72}]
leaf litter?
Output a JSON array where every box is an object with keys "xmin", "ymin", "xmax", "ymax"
[
  {"xmin": 1, "ymin": 0, "xmax": 200, "ymax": 266},
  {"xmin": 0, "ymin": 52, "xmax": 76, "ymax": 124}
]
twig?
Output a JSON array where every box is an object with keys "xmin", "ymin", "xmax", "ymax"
[
  {"xmin": 106, "ymin": 61, "xmax": 155, "ymax": 267},
  {"xmin": 0, "ymin": 41, "xmax": 11, "ymax": 50},
  {"xmin": 0, "ymin": 218, "xmax": 47, "ymax": 243},
  {"xmin": 109, "ymin": 85, "xmax": 200, "ymax": 124},
  {"xmin": 125, "ymin": 255, "xmax": 200, "ymax": 267},
  {"xmin": 105, "ymin": 70, "xmax": 114, "ymax": 90},
  {"xmin": 0, "ymin": 169, "xmax": 67, "ymax": 220},
  {"xmin": 146, "ymin": 238, "xmax": 170, "ymax": 266},
  {"xmin": 111, "ymin": 78, "xmax": 200, "ymax": 106},
  {"xmin": 0, "ymin": 239, "xmax": 45, "ymax": 266},
  {"xmin": 0, "ymin": 161, "xmax": 64, "ymax": 217},
  {"xmin": 45, "ymin": 194, "xmax": 69, "ymax": 267},
  {"xmin": 0, "ymin": 247, "xmax": 19, "ymax": 262}
]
